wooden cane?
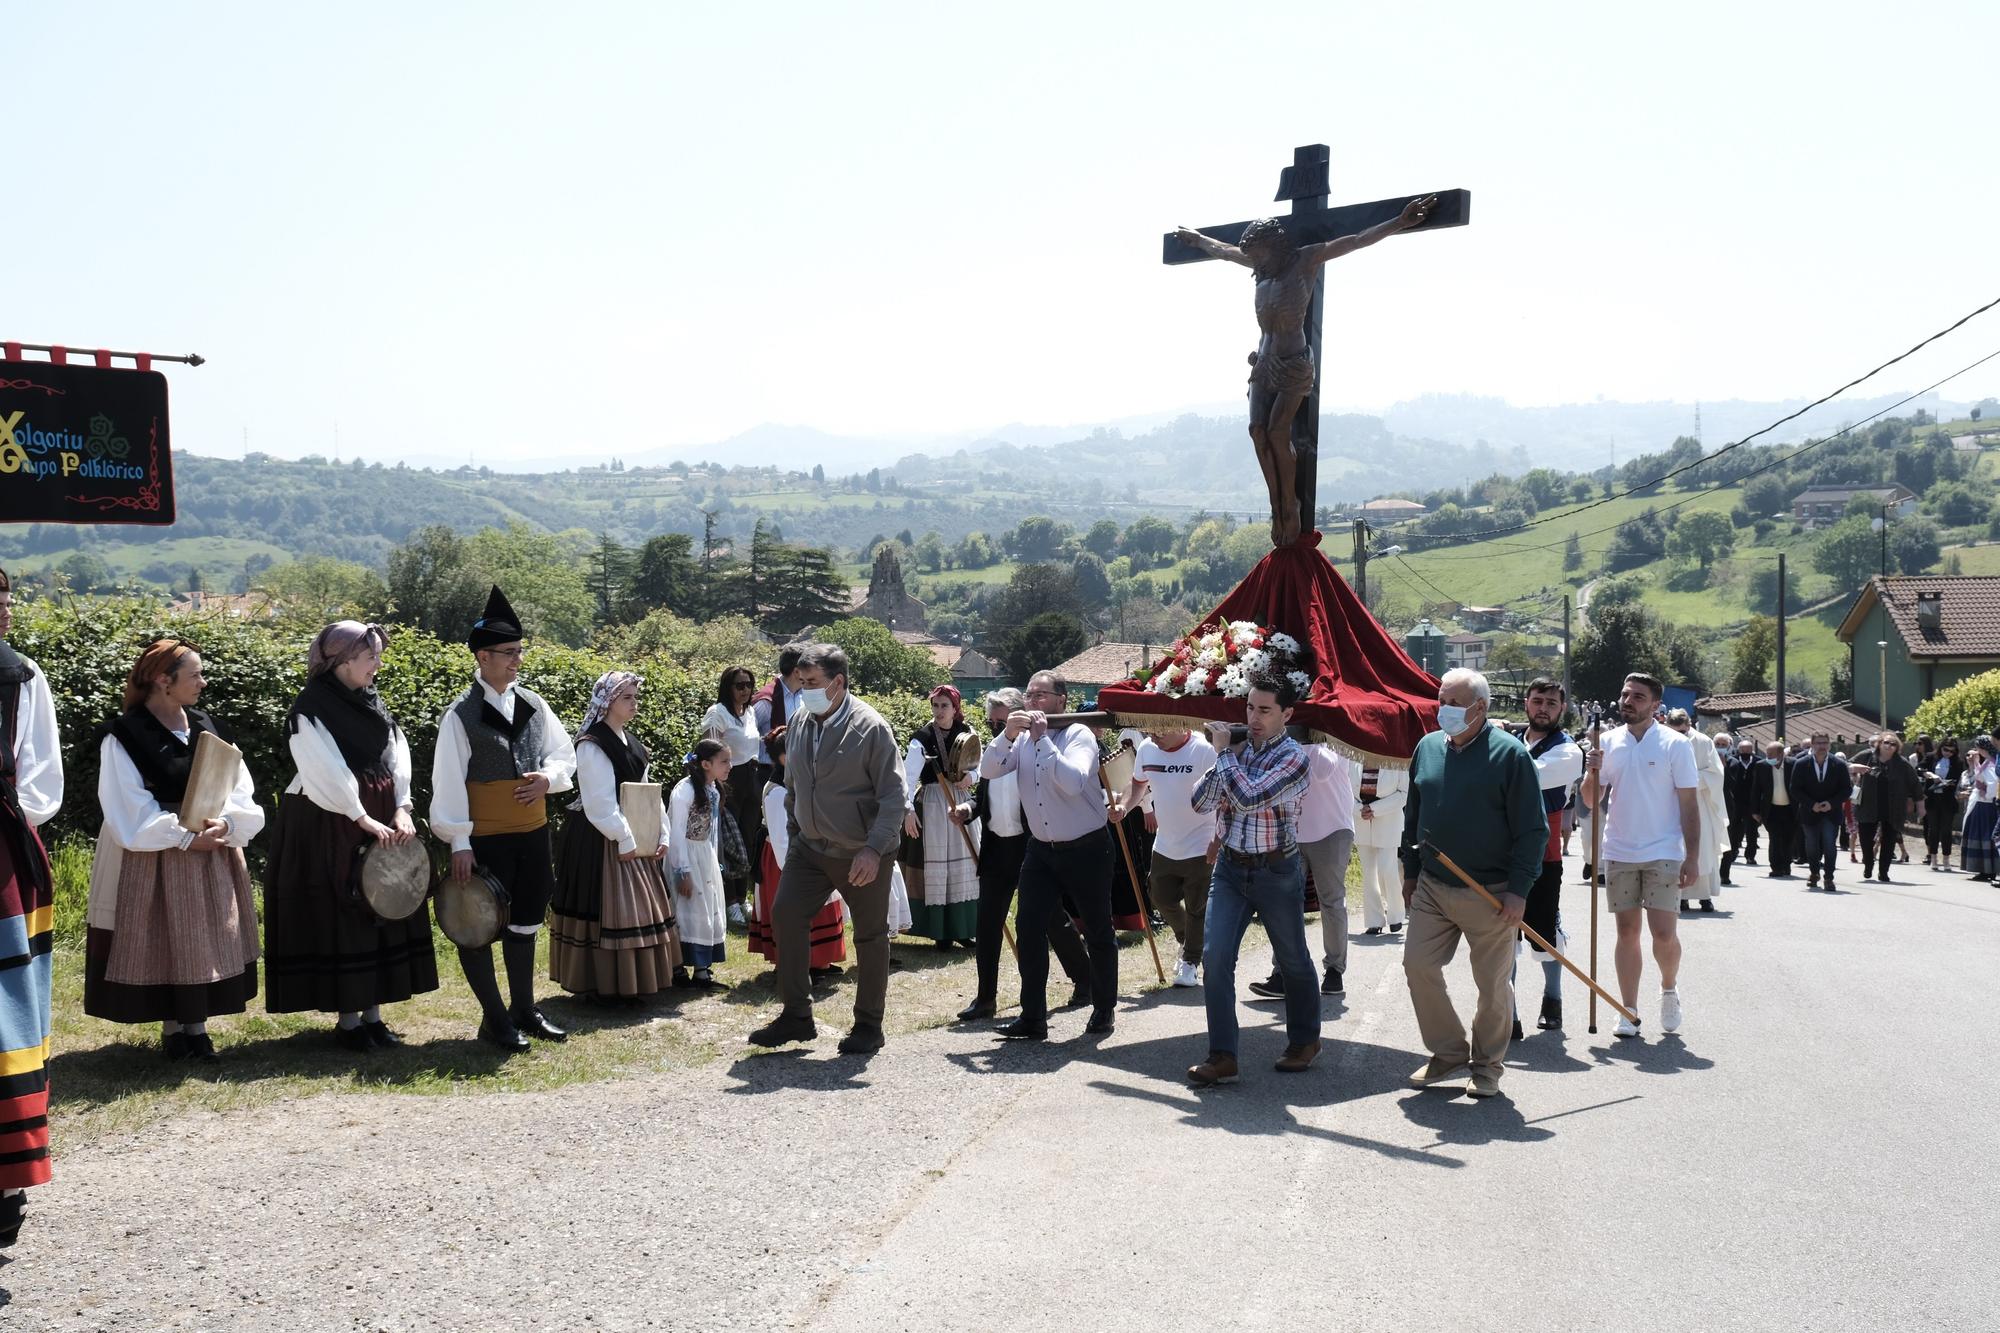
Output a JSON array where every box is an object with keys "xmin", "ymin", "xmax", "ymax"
[
  {"xmin": 939, "ymin": 785, "xmax": 1018, "ymax": 961},
  {"xmin": 1101, "ymin": 775, "xmax": 1168, "ymax": 986},
  {"xmin": 1585, "ymin": 710, "xmax": 1604, "ymax": 1033},
  {"xmin": 1423, "ymin": 842, "xmax": 1639, "ymax": 1028}
]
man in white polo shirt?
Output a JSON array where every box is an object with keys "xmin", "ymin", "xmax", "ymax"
[
  {"xmin": 1113, "ymin": 724, "xmax": 1218, "ymax": 988},
  {"xmin": 1579, "ymin": 671, "xmax": 1700, "ymax": 1038}
]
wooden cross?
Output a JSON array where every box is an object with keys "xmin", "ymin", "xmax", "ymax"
[{"xmin": 1162, "ymin": 144, "xmax": 1470, "ymax": 542}]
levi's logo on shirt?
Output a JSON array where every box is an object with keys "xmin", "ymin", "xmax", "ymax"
[{"xmin": 1143, "ymin": 763, "xmax": 1197, "ymax": 775}]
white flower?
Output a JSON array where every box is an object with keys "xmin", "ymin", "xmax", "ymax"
[
  {"xmin": 1287, "ymin": 669, "xmax": 1312, "ymax": 695},
  {"xmin": 1195, "ymin": 645, "xmax": 1224, "ymax": 668},
  {"xmin": 1240, "ymin": 647, "xmax": 1272, "ymax": 674},
  {"xmin": 1267, "ymin": 631, "xmax": 1301, "ymax": 655},
  {"xmin": 1219, "ymin": 664, "xmax": 1249, "ymax": 698},
  {"xmin": 1183, "ymin": 669, "xmax": 1212, "ymax": 696}
]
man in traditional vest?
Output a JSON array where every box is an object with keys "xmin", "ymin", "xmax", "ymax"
[
  {"xmin": 1513, "ymin": 676, "xmax": 1583, "ymax": 1035},
  {"xmin": 431, "ymin": 587, "xmax": 578, "ymax": 1052},
  {"xmin": 0, "ymin": 568, "xmax": 62, "ymax": 1247}
]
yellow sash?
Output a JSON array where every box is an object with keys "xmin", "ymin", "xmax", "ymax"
[{"xmin": 468, "ymin": 780, "xmax": 547, "ymax": 836}]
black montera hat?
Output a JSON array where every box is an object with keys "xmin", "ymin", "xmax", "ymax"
[{"xmin": 469, "ymin": 586, "xmax": 524, "ymax": 651}]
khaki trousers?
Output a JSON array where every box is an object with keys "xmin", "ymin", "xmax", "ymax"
[
  {"xmin": 1402, "ymin": 870, "xmax": 1515, "ymax": 1075},
  {"xmin": 776, "ymin": 839, "xmax": 891, "ymax": 1029}
]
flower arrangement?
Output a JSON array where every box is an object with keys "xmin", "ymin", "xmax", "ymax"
[{"xmin": 1139, "ymin": 620, "xmax": 1310, "ymax": 700}]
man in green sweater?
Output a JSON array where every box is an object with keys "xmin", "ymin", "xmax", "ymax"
[{"xmin": 1399, "ymin": 668, "xmax": 1549, "ymax": 1098}]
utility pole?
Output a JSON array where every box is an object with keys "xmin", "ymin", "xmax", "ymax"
[
  {"xmin": 1353, "ymin": 518, "xmax": 1370, "ymax": 604},
  {"xmin": 1561, "ymin": 593, "xmax": 1573, "ymax": 713},
  {"xmin": 1775, "ymin": 552, "xmax": 1788, "ymax": 742}
]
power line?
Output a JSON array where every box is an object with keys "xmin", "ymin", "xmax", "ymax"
[
  {"xmin": 1412, "ymin": 343, "xmax": 2000, "ymax": 561},
  {"xmin": 1408, "ymin": 294, "xmax": 2000, "ymax": 546}
]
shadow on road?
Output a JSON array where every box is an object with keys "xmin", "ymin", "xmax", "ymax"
[
  {"xmin": 1590, "ymin": 1033, "xmax": 1714, "ymax": 1075},
  {"xmin": 721, "ymin": 1046, "xmax": 880, "ymax": 1095}
]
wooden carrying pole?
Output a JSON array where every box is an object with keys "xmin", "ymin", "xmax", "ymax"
[
  {"xmin": 1586, "ymin": 711, "xmax": 1604, "ymax": 1033},
  {"xmin": 1423, "ymin": 842, "xmax": 1639, "ymax": 1028},
  {"xmin": 1101, "ymin": 773, "xmax": 1167, "ymax": 986}
]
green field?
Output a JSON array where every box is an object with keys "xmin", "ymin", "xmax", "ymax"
[
  {"xmin": 17, "ymin": 536, "xmax": 293, "ymax": 586},
  {"xmin": 1946, "ymin": 541, "xmax": 2000, "ymax": 575}
]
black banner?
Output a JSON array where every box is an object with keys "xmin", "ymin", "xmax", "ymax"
[{"xmin": 0, "ymin": 360, "xmax": 176, "ymax": 526}]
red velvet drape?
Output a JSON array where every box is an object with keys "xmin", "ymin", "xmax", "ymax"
[{"xmin": 1095, "ymin": 533, "xmax": 1438, "ymax": 765}]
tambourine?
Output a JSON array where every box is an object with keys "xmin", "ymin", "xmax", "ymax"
[
  {"xmin": 355, "ymin": 836, "xmax": 433, "ymax": 923},
  {"xmin": 436, "ymin": 865, "xmax": 511, "ymax": 949}
]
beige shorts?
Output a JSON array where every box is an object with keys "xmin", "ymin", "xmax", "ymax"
[{"xmin": 1604, "ymin": 859, "xmax": 1682, "ymax": 913}]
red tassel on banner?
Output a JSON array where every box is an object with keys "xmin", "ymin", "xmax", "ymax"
[
  {"xmin": 94, "ymin": 349, "xmax": 112, "ymax": 368},
  {"xmin": 135, "ymin": 354, "xmax": 153, "ymax": 372},
  {"xmin": 2, "ymin": 343, "xmax": 19, "ymax": 361},
  {"xmin": 49, "ymin": 346, "xmax": 68, "ymax": 365}
]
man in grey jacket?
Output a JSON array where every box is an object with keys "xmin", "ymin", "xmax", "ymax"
[{"xmin": 749, "ymin": 643, "xmax": 907, "ymax": 1054}]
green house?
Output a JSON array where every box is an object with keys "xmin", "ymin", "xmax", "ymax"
[{"xmin": 1836, "ymin": 576, "xmax": 2000, "ymax": 727}]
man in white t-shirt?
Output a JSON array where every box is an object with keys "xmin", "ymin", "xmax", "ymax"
[
  {"xmin": 1112, "ymin": 725, "xmax": 1217, "ymax": 988},
  {"xmin": 1580, "ymin": 672, "xmax": 1700, "ymax": 1038}
]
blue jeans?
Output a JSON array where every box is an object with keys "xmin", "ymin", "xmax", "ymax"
[
  {"xmin": 1203, "ymin": 851, "xmax": 1320, "ymax": 1057},
  {"xmin": 1799, "ymin": 817, "xmax": 1840, "ymax": 881}
]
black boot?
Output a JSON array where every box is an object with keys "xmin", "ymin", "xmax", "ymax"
[
  {"xmin": 459, "ymin": 944, "xmax": 512, "ymax": 1031},
  {"xmin": 503, "ymin": 934, "xmax": 567, "ymax": 1041},
  {"xmin": 1538, "ymin": 995, "xmax": 1563, "ymax": 1030}
]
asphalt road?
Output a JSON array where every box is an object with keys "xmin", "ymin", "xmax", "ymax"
[{"xmin": 8, "ymin": 848, "xmax": 1997, "ymax": 1331}]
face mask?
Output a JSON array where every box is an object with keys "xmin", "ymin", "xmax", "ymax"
[
  {"xmin": 799, "ymin": 687, "xmax": 832, "ymax": 716},
  {"xmin": 1435, "ymin": 704, "xmax": 1471, "ymax": 737}
]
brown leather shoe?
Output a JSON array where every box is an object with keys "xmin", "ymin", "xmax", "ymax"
[
  {"xmin": 1188, "ymin": 1051, "xmax": 1240, "ymax": 1085},
  {"xmin": 1274, "ymin": 1040, "xmax": 1321, "ymax": 1073}
]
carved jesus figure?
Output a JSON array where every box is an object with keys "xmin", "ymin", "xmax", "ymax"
[{"xmin": 1175, "ymin": 194, "xmax": 1436, "ymax": 545}]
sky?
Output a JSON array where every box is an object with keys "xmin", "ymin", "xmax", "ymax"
[{"xmin": 10, "ymin": 2, "xmax": 2000, "ymax": 465}]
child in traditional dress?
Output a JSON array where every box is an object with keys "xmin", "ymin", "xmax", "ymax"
[{"xmin": 668, "ymin": 739, "xmax": 732, "ymax": 988}]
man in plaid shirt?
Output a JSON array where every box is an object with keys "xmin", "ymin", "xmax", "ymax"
[{"xmin": 1186, "ymin": 672, "xmax": 1322, "ymax": 1085}]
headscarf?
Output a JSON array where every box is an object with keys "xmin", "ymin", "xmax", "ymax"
[
  {"xmin": 912, "ymin": 683, "xmax": 969, "ymax": 785},
  {"xmin": 928, "ymin": 683, "xmax": 964, "ymax": 730},
  {"xmin": 307, "ymin": 620, "xmax": 389, "ymax": 676},
  {"xmin": 577, "ymin": 670, "xmax": 642, "ymax": 739}
]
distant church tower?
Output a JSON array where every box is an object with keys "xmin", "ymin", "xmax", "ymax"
[{"xmin": 859, "ymin": 545, "xmax": 927, "ymax": 632}]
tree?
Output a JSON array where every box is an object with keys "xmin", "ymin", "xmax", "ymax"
[
  {"xmin": 984, "ymin": 564, "xmax": 1087, "ymax": 650},
  {"xmin": 1570, "ymin": 603, "xmax": 1671, "ymax": 702},
  {"xmin": 1006, "ymin": 516, "xmax": 1068, "ymax": 562},
  {"xmin": 1122, "ymin": 515, "xmax": 1179, "ymax": 568},
  {"xmin": 1004, "ymin": 612, "xmax": 1088, "ymax": 688},
  {"xmin": 386, "ymin": 524, "xmax": 486, "ymax": 639},
  {"xmin": 1082, "ymin": 519, "xmax": 1121, "ymax": 560},
  {"xmin": 1591, "ymin": 575, "xmax": 1644, "ymax": 610},
  {"xmin": 913, "ymin": 531, "xmax": 946, "ymax": 573},
  {"xmin": 953, "ymin": 530, "xmax": 998, "ymax": 569},
  {"xmin": 1607, "ymin": 510, "xmax": 1668, "ymax": 570},
  {"xmin": 1518, "ymin": 468, "xmax": 1568, "ymax": 510},
  {"xmin": 1727, "ymin": 615, "xmax": 1777, "ymax": 692},
  {"xmin": 1928, "ymin": 481, "xmax": 1984, "ymax": 527},
  {"xmin": 1742, "ymin": 474, "xmax": 1790, "ymax": 519},
  {"xmin": 464, "ymin": 521, "xmax": 596, "ymax": 646},
  {"xmin": 1890, "ymin": 515, "xmax": 1941, "ymax": 574},
  {"xmin": 258, "ymin": 556, "xmax": 389, "ymax": 621},
  {"xmin": 627, "ymin": 533, "xmax": 701, "ymax": 616},
  {"xmin": 1562, "ymin": 531, "xmax": 1584, "ymax": 574},
  {"xmin": 757, "ymin": 541, "xmax": 850, "ymax": 634},
  {"xmin": 813, "ymin": 617, "xmax": 946, "ymax": 695},
  {"xmin": 587, "ymin": 534, "xmax": 634, "ymax": 623},
  {"xmin": 1811, "ymin": 516, "xmax": 1879, "ymax": 594},
  {"xmin": 1746, "ymin": 563, "xmax": 1803, "ymax": 616},
  {"xmin": 1666, "ymin": 510, "xmax": 1735, "ymax": 570},
  {"xmin": 811, "ymin": 463, "xmax": 825, "ymax": 484},
  {"xmin": 1071, "ymin": 552, "xmax": 1112, "ymax": 610}
]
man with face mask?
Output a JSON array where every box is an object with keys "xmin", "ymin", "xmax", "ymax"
[
  {"xmin": 749, "ymin": 643, "xmax": 907, "ymax": 1055},
  {"xmin": 1398, "ymin": 669, "xmax": 1547, "ymax": 1099},
  {"xmin": 1722, "ymin": 733, "xmax": 1759, "ymax": 880}
]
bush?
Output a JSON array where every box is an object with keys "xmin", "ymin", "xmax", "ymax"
[{"xmin": 1908, "ymin": 669, "xmax": 2000, "ymax": 743}]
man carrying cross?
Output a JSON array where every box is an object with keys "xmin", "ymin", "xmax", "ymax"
[{"xmin": 1174, "ymin": 195, "xmax": 1436, "ymax": 545}]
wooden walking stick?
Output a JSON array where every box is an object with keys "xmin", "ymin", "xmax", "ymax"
[
  {"xmin": 1423, "ymin": 842, "xmax": 1639, "ymax": 1028},
  {"xmin": 1099, "ymin": 757, "xmax": 1167, "ymax": 986},
  {"xmin": 1585, "ymin": 708, "xmax": 1604, "ymax": 1033}
]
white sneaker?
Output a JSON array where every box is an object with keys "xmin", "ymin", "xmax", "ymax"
[
  {"xmin": 1660, "ymin": 989, "xmax": 1684, "ymax": 1034},
  {"xmin": 1614, "ymin": 1013, "xmax": 1642, "ymax": 1038},
  {"xmin": 727, "ymin": 903, "xmax": 747, "ymax": 927},
  {"xmin": 1172, "ymin": 960, "xmax": 1200, "ymax": 988}
]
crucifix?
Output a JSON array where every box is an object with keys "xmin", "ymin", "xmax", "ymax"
[{"xmin": 1165, "ymin": 145, "xmax": 1470, "ymax": 546}]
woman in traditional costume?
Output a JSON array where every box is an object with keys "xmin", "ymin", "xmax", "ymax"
[
  {"xmin": 84, "ymin": 639, "xmax": 264, "ymax": 1062},
  {"xmin": 667, "ymin": 739, "xmax": 732, "ymax": 987},
  {"xmin": 747, "ymin": 767, "xmax": 846, "ymax": 978},
  {"xmin": 549, "ymin": 671, "xmax": 681, "ymax": 1003},
  {"xmin": 702, "ymin": 665, "xmax": 764, "ymax": 923},
  {"xmin": 901, "ymin": 686, "xmax": 981, "ymax": 947},
  {"xmin": 0, "ymin": 567, "xmax": 63, "ymax": 1246},
  {"xmin": 1962, "ymin": 740, "xmax": 1998, "ymax": 881},
  {"xmin": 264, "ymin": 622, "xmax": 436, "ymax": 1050}
]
